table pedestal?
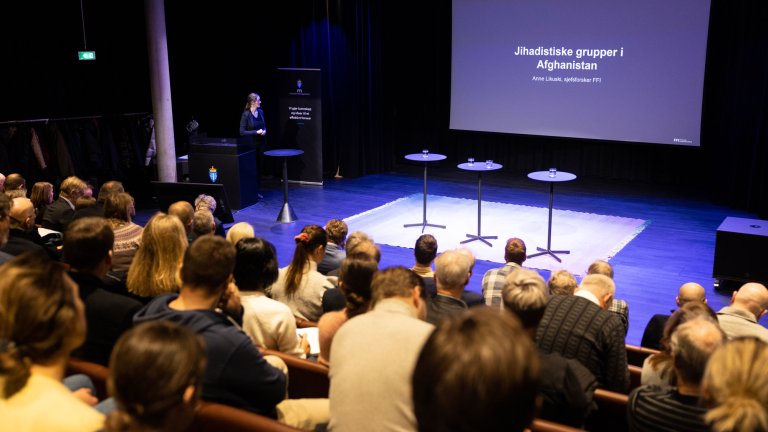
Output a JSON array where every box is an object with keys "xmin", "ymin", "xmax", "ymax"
[
  {"xmin": 265, "ymin": 149, "xmax": 304, "ymax": 224},
  {"xmin": 404, "ymin": 153, "xmax": 447, "ymax": 232},
  {"xmin": 461, "ymin": 171, "xmax": 498, "ymax": 246},
  {"xmin": 526, "ymin": 170, "xmax": 577, "ymax": 263}
]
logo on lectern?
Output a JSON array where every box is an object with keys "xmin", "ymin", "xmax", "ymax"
[
  {"xmin": 296, "ymin": 79, "xmax": 303, "ymax": 93},
  {"xmin": 208, "ymin": 165, "xmax": 218, "ymax": 183}
]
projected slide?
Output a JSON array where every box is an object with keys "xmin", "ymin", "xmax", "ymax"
[{"xmin": 450, "ymin": 0, "xmax": 711, "ymax": 146}]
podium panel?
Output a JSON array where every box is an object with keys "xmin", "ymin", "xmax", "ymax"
[
  {"xmin": 188, "ymin": 142, "xmax": 258, "ymax": 210},
  {"xmin": 713, "ymin": 217, "xmax": 768, "ymax": 284}
]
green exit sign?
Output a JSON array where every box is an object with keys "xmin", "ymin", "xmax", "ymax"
[{"xmin": 78, "ymin": 51, "xmax": 96, "ymax": 61}]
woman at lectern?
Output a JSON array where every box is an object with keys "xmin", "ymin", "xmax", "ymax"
[{"xmin": 239, "ymin": 92, "xmax": 266, "ymax": 199}]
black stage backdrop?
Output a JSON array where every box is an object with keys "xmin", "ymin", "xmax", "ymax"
[{"xmin": 1, "ymin": 1, "xmax": 766, "ymax": 217}]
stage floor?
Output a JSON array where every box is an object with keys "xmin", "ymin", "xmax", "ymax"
[{"xmin": 137, "ymin": 165, "xmax": 764, "ymax": 345}]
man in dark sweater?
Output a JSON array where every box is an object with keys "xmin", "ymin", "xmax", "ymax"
[
  {"xmin": 536, "ymin": 274, "xmax": 630, "ymax": 393},
  {"xmin": 64, "ymin": 217, "xmax": 143, "ymax": 365},
  {"xmin": 133, "ymin": 235, "xmax": 286, "ymax": 417}
]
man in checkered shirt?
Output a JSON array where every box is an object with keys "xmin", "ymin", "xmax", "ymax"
[
  {"xmin": 481, "ymin": 237, "xmax": 527, "ymax": 308},
  {"xmin": 586, "ymin": 260, "xmax": 629, "ymax": 335}
]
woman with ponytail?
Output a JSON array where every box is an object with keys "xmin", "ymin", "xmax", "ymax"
[
  {"xmin": 0, "ymin": 253, "xmax": 103, "ymax": 431},
  {"xmin": 317, "ymin": 254, "xmax": 379, "ymax": 365},
  {"xmin": 103, "ymin": 321, "xmax": 206, "ymax": 432},
  {"xmin": 702, "ymin": 337, "xmax": 768, "ymax": 432},
  {"xmin": 268, "ymin": 225, "xmax": 334, "ymax": 324}
]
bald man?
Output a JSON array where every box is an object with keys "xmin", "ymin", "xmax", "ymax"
[
  {"xmin": 2, "ymin": 197, "xmax": 47, "ymax": 256},
  {"xmin": 716, "ymin": 282, "xmax": 768, "ymax": 342},
  {"xmin": 641, "ymin": 282, "xmax": 708, "ymax": 349}
]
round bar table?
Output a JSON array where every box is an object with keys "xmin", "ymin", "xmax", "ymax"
[
  {"xmin": 526, "ymin": 170, "xmax": 577, "ymax": 262},
  {"xmin": 264, "ymin": 149, "xmax": 304, "ymax": 223},
  {"xmin": 458, "ymin": 161, "xmax": 503, "ymax": 246},
  {"xmin": 404, "ymin": 152, "xmax": 447, "ymax": 232}
]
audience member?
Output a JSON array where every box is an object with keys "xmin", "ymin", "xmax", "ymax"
[
  {"xmin": 326, "ymin": 231, "xmax": 378, "ymax": 277},
  {"xmin": 104, "ymin": 192, "xmax": 143, "ymax": 274},
  {"xmin": 63, "ymin": 217, "xmax": 143, "ymax": 366},
  {"xmin": 318, "ymin": 219, "xmax": 348, "ymax": 275},
  {"xmin": 411, "ymin": 234, "xmax": 438, "ymax": 296},
  {"xmin": 502, "ymin": 268, "xmax": 596, "ymax": 427},
  {"xmin": 0, "ymin": 172, "xmax": 4, "ymax": 191},
  {"xmin": 318, "ymin": 254, "xmax": 378, "ymax": 365},
  {"xmin": 323, "ymin": 238, "xmax": 380, "ymax": 313},
  {"xmin": 3, "ymin": 197, "xmax": 47, "ymax": 256},
  {"xmin": 454, "ymin": 247, "xmax": 485, "ymax": 307},
  {"xmin": 134, "ymin": 235, "xmax": 287, "ymax": 416},
  {"xmin": 702, "ymin": 337, "xmax": 768, "ymax": 432},
  {"xmin": 628, "ymin": 318, "xmax": 724, "ymax": 432},
  {"xmin": 716, "ymin": 282, "xmax": 768, "ymax": 342},
  {"xmin": 41, "ymin": 175, "xmax": 87, "ymax": 232},
  {"xmin": 167, "ymin": 200, "xmax": 195, "ymax": 243},
  {"xmin": 0, "ymin": 253, "xmax": 104, "ymax": 430},
  {"xmin": 268, "ymin": 225, "xmax": 334, "ymax": 324},
  {"xmin": 537, "ymin": 274, "xmax": 629, "ymax": 392},
  {"xmin": 0, "ymin": 194, "xmax": 13, "ymax": 264},
  {"xmin": 104, "ymin": 321, "xmax": 206, "ymax": 432},
  {"xmin": 427, "ymin": 249, "xmax": 472, "ymax": 325},
  {"xmin": 30, "ymin": 181, "xmax": 54, "ymax": 225},
  {"xmin": 641, "ymin": 282, "xmax": 707, "ymax": 349},
  {"xmin": 481, "ymin": 237, "xmax": 527, "ymax": 308},
  {"xmin": 641, "ymin": 301, "xmax": 718, "ymax": 387},
  {"xmin": 547, "ymin": 269, "xmax": 578, "ymax": 296},
  {"xmin": 3, "ymin": 172, "xmax": 26, "ymax": 197},
  {"xmin": 235, "ymin": 237, "xmax": 308, "ymax": 357},
  {"xmin": 126, "ymin": 213, "xmax": 188, "ymax": 303},
  {"xmin": 226, "ymin": 221, "xmax": 255, "ymax": 245},
  {"xmin": 329, "ymin": 267, "xmax": 431, "ymax": 432},
  {"xmin": 194, "ymin": 194, "xmax": 225, "ymax": 237},
  {"xmin": 192, "ymin": 210, "xmax": 215, "ymax": 238},
  {"xmin": 413, "ymin": 308, "xmax": 539, "ymax": 432},
  {"xmin": 73, "ymin": 180, "xmax": 124, "ymax": 220},
  {"xmin": 586, "ymin": 259, "xmax": 630, "ymax": 334},
  {"xmin": 75, "ymin": 196, "xmax": 97, "ymax": 211}
]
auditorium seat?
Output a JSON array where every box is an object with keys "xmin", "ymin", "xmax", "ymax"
[
  {"xmin": 262, "ymin": 348, "xmax": 330, "ymax": 398},
  {"xmin": 66, "ymin": 357, "xmax": 109, "ymax": 401},
  {"xmin": 530, "ymin": 418, "xmax": 585, "ymax": 432},
  {"xmin": 189, "ymin": 401, "xmax": 308, "ymax": 432},
  {"xmin": 585, "ymin": 388, "xmax": 629, "ymax": 431},
  {"xmin": 625, "ymin": 344, "xmax": 660, "ymax": 367}
]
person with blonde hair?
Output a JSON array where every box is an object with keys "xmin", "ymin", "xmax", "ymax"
[
  {"xmin": 30, "ymin": 181, "xmax": 54, "ymax": 225},
  {"xmin": 226, "ymin": 222, "xmax": 255, "ymax": 245},
  {"xmin": 104, "ymin": 192, "xmax": 142, "ymax": 274},
  {"xmin": 547, "ymin": 269, "xmax": 578, "ymax": 296},
  {"xmin": 586, "ymin": 259, "xmax": 629, "ymax": 334},
  {"xmin": 126, "ymin": 213, "xmax": 187, "ymax": 303},
  {"xmin": 0, "ymin": 254, "xmax": 104, "ymax": 430},
  {"xmin": 41, "ymin": 175, "xmax": 87, "ymax": 232},
  {"xmin": 268, "ymin": 225, "xmax": 333, "ymax": 324},
  {"xmin": 702, "ymin": 337, "xmax": 768, "ymax": 432}
]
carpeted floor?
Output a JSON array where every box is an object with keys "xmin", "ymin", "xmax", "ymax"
[{"xmin": 344, "ymin": 194, "xmax": 650, "ymax": 276}]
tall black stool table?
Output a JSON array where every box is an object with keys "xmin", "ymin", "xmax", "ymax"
[
  {"xmin": 404, "ymin": 152, "xmax": 447, "ymax": 232},
  {"xmin": 458, "ymin": 161, "xmax": 503, "ymax": 246},
  {"xmin": 526, "ymin": 169, "xmax": 577, "ymax": 262},
  {"xmin": 264, "ymin": 149, "xmax": 304, "ymax": 223}
]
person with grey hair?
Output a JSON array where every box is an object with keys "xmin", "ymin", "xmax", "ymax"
[
  {"xmin": 503, "ymin": 269, "xmax": 597, "ymax": 427},
  {"xmin": 191, "ymin": 210, "xmax": 215, "ymax": 239},
  {"xmin": 586, "ymin": 259, "xmax": 630, "ymax": 335},
  {"xmin": 194, "ymin": 194, "xmax": 225, "ymax": 237},
  {"xmin": 628, "ymin": 318, "xmax": 725, "ymax": 431},
  {"xmin": 427, "ymin": 249, "xmax": 473, "ymax": 325},
  {"xmin": 716, "ymin": 282, "xmax": 768, "ymax": 342},
  {"xmin": 537, "ymin": 274, "xmax": 629, "ymax": 392},
  {"xmin": 547, "ymin": 269, "xmax": 578, "ymax": 296}
]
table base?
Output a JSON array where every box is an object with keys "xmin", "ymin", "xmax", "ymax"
[
  {"xmin": 277, "ymin": 201, "xmax": 298, "ymax": 224},
  {"xmin": 527, "ymin": 246, "xmax": 571, "ymax": 263},
  {"xmin": 461, "ymin": 233, "xmax": 498, "ymax": 247},
  {"xmin": 403, "ymin": 221, "xmax": 446, "ymax": 233}
]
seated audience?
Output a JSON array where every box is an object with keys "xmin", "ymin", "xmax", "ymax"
[
  {"xmin": 191, "ymin": 210, "xmax": 215, "ymax": 239},
  {"xmin": 104, "ymin": 192, "xmax": 143, "ymax": 274},
  {"xmin": 72, "ymin": 180, "xmax": 124, "ymax": 220},
  {"xmin": 194, "ymin": 194, "xmax": 225, "ymax": 237},
  {"xmin": 235, "ymin": 237, "xmax": 308, "ymax": 357},
  {"xmin": 537, "ymin": 274, "xmax": 630, "ymax": 392},
  {"xmin": 0, "ymin": 254, "xmax": 104, "ymax": 430},
  {"xmin": 411, "ymin": 234, "xmax": 438, "ymax": 296},
  {"xmin": 427, "ymin": 249, "xmax": 473, "ymax": 325},
  {"xmin": 42, "ymin": 175, "xmax": 87, "ymax": 232},
  {"xmin": 547, "ymin": 269, "xmax": 578, "ymax": 296},
  {"xmin": 454, "ymin": 247, "xmax": 485, "ymax": 307},
  {"xmin": 641, "ymin": 282, "xmax": 707, "ymax": 349},
  {"xmin": 318, "ymin": 254, "xmax": 378, "ymax": 365},
  {"xmin": 226, "ymin": 221, "xmax": 255, "ymax": 245},
  {"xmin": 3, "ymin": 173, "xmax": 26, "ymax": 198},
  {"xmin": 167, "ymin": 201, "xmax": 195, "ymax": 243},
  {"xmin": 134, "ymin": 235, "xmax": 286, "ymax": 416},
  {"xmin": 30, "ymin": 181, "xmax": 54, "ymax": 225},
  {"xmin": 326, "ymin": 231, "xmax": 376, "ymax": 277},
  {"xmin": 716, "ymin": 282, "xmax": 768, "ymax": 342},
  {"xmin": 629, "ymin": 318, "xmax": 724, "ymax": 432},
  {"xmin": 0, "ymin": 194, "xmax": 13, "ymax": 264},
  {"xmin": 413, "ymin": 307, "xmax": 539, "ymax": 432},
  {"xmin": 586, "ymin": 259, "xmax": 630, "ymax": 334},
  {"xmin": 3, "ymin": 197, "xmax": 47, "ymax": 256},
  {"xmin": 126, "ymin": 213, "xmax": 188, "ymax": 303},
  {"xmin": 502, "ymin": 268, "xmax": 596, "ymax": 427},
  {"xmin": 64, "ymin": 217, "xmax": 143, "ymax": 366},
  {"xmin": 641, "ymin": 301, "xmax": 718, "ymax": 387},
  {"xmin": 329, "ymin": 267, "xmax": 432, "ymax": 432},
  {"xmin": 318, "ymin": 219, "xmax": 348, "ymax": 275},
  {"xmin": 702, "ymin": 337, "xmax": 768, "ymax": 432},
  {"xmin": 482, "ymin": 237, "xmax": 527, "ymax": 307},
  {"xmin": 268, "ymin": 225, "xmax": 334, "ymax": 324},
  {"xmin": 75, "ymin": 196, "xmax": 97, "ymax": 211},
  {"xmin": 104, "ymin": 321, "xmax": 206, "ymax": 432},
  {"xmin": 323, "ymin": 237, "xmax": 381, "ymax": 313}
]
